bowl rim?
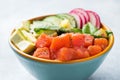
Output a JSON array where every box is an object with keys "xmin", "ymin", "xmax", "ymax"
[{"xmin": 9, "ymin": 15, "xmax": 114, "ymax": 64}]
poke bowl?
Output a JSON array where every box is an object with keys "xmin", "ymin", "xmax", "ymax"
[{"xmin": 9, "ymin": 8, "xmax": 114, "ymax": 80}]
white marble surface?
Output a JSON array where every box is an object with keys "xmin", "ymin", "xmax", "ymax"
[{"xmin": 0, "ymin": 0, "xmax": 120, "ymax": 80}]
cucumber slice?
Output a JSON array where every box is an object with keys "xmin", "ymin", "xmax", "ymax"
[
  {"xmin": 31, "ymin": 21, "xmax": 53, "ymax": 29},
  {"xmin": 29, "ymin": 20, "xmax": 60, "ymax": 37},
  {"xmin": 30, "ymin": 20, "xmax": 60, "ymax": 30},
  {"xmin": 57, "ymin": 13, "xmax": 77, "ymax": 28},
  {"xmin": 30, "ymin": 21, "xmax": 55, "ymax": 36},
  {"xmin": 43, "ymin": 16, "xmax": 62, "ymax": 27}
]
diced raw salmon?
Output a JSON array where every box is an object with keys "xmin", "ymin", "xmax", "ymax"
[
  {"xmin": 50, "ymin": 33, "xmax": 71, "ymax": 52},
  {"xmin": 33, "ymin": 47, "xmax": 50, "ymax": 59},
  {"xmin": 84, "ymin": 34, "xmax": 94, "ymax": 47},
  {"xmin": 88, "ymin": 45, "xmax": 102, "ymax": 56},
  {"xmin": 94, "ymin": 38, "xmax": 108, "ymax": 49},
  {"xmin": 75, "ymin": 47, "xmax": 90, "ymax": 59},
  {"xmin": 71, "ymin": 33, "xmax": 85, "ymax": 47},
  {"xmin": 35, "ymin": 34, "xmax": 52, "ymax": 48},
  {"xmin": 56, "ymin": 47, "xmax": 77, "ymax": 61}
]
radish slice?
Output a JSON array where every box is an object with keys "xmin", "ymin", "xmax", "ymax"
[
  {"xmin": 87, "ymin": 11, "xmax": 101, "ymax": 29},
  {"xmin": 75, "ymin": 8, "xmax": 90, "ymax": 22},
  {"xmin": 77, "ymin": 12, "xmax": 86, "ymax": 27},
  {"xmin": 69, "ymin": 8, "xmax": 101, "ymax": 29},
  {"xmin": 93, "ymin": 12, "xmax": 100, "ymax": 28},
  {"xmin": 70, "ymin": 11, "xmax": 86, "ymax": 29},
  {"xmin": 87, "ymin": 11, "xmax": 97, "ymax": 27},
  {"xmin": 69, "ymin": 13, "xmax": 82, "ymax": 28}
]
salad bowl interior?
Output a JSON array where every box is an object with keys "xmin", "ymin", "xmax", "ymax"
[{"xmin": 9, "ymin": 15, "xmax": 114, "ymax": 63}]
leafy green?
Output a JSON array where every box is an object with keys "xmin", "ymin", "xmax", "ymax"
[
  {"xmin": 57, "ymin": 27, "xmax": 82, "ymax": 35},
  {"xmin": 106, "ymin": 31, "xmax": 113, "ymax": 36},
  {"xmin": 34, "ymin": 28, "xmax": 57, "ymax": 36},
  {"xmin": 82, "ymin": 22, "xmax": 98, "ymax": 35},
  {"xmin": 34, "ymin": 28, "xmax": 47, "ymax": 34},
  {"xmin": 71, "ymin": 28, "xmax": 82, "ymax": 33},
  {"xmin": 34, "ymin": 27, "xmax": 82, "ymax": 36},
  {"xmin": 82, "ymin": 24, "xmax": 90, "ymax": 34}
]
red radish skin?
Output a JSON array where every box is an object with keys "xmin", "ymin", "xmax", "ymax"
[
  {"xmin": 87, "ymin": 11, "xmax": 97, "ymax": 28},
  {"xmin": 75, "ymin": 8, "xmax": 90, "ymax": 22},
  {"xmin": 69, "ymin": 8, "xmax": 101, "ymax": 29},
  {"xmin": 93, "ymin": 12, "xmax": 101, "ymax": 28},
  {"xmin": 87, "ymin": 11, "xmax": 101, "ymax": 29},
  {"xmin": 77, "ymin": 12, "xmax": 86, "ymax": 26},
  {"xmin": 69, "ymin": 12, "xmax": 82, "ymax": 28},
  {"xmin": 70, "ymin": 11, "xmax": 86, "ymax": 29}
]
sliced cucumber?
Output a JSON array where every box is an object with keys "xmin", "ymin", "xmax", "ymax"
[
  {"xmin": 30, "ymin": 21, "xmax": 55, "ymax": 36},
  {"xmin": 43, "ymin": 16, "xmax": 62, "ymax": 27},
  {"xmin": 31, "ymin": 21, "xmax": 53, "ymax": 29},
  {"xmin": 57, "ymin": 13, "xmax": 77, "ymax": 28}
]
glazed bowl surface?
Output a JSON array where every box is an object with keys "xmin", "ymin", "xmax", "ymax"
[{"xmin": 9, "ymin": 15, "xmax": 114, "ymax": 80}]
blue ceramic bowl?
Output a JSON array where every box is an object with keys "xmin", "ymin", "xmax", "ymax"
[{"xmin": 9, "ymin": 16, "xmax": 114, "ymax": 80}]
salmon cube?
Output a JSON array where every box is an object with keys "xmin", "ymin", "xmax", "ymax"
[
  {"xmin": 50, "ymin": 33, "xmax": 71, "ymax": 52},
  {"xmin": 33, "ymin": 47, "xmax": 50, "ymax": 59}
]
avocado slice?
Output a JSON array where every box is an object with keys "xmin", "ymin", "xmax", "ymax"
[
  {"xmin": 21, "ymin": 30, "xmax": 37, "ymax": 43},
  {"xmin": 11, "ymin": 29, "xmax": 25, "ymax": 44},
  {"xmin": 10, "ymin": 28, "xmax": 36, "ymax": 53},
  {"xmin": 16, "ymin": 40, "xmax": 35, "ymax": 53},
  {"xmin": 21, "ymin": 21, "xmax": 31, "ymax": 31},
  {"xmin": 94, "ymin": 28, "xmax": 107, "ymax": 38}
]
